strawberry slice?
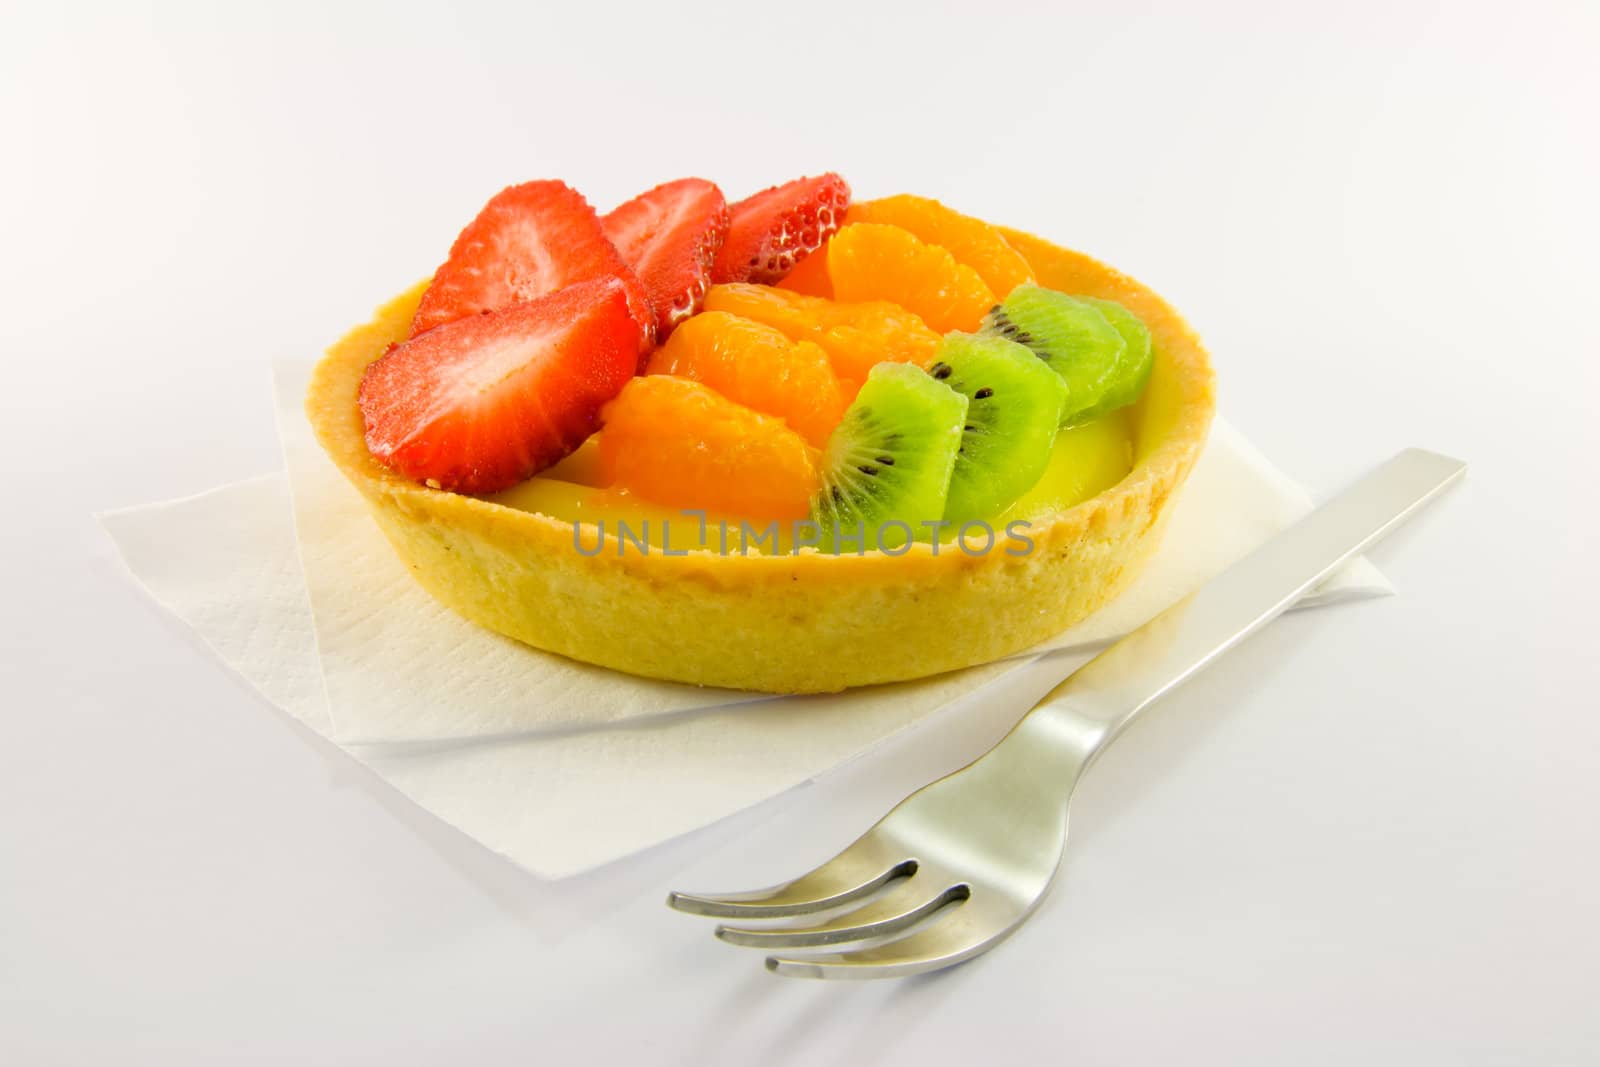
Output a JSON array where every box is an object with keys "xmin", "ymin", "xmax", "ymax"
[
  {"xmin": 602, "ymin": 178, "xmax": 729, "ymax": 337},
  {"xmin": 362, "ymin": 276, "xmax": 640, "ymax": 494},
  {"xmin": 411, "ymin": 180, "xmax": 655, "ymax": 344},
  {"xmin": 710, "ymin": 172, "xmax": 851, "ymax": 286}
]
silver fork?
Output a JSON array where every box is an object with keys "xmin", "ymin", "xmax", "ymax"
[{"xmin": 669, "ymin": 449, "xmax": 1465, "ymax": 979}]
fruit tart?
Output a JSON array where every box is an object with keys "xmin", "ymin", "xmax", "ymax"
[{"xmin": 306, "ymin": 174, "xmax": 1215, "ymax": 692}]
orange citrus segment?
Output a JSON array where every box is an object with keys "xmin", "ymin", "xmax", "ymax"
[
  {"xmin": 702, "ymin": 282, "xmax": 816, "ymax": 337},
  {"xmin": 645, "ymin": 311, "xmax": 845, "ymax": 446},
  {"xmin": 826, "ymin": 222, "xmax": 996, "ymax": 333},
  {"xmin": 775, "ymin": 247, "xmax": 834, "ymax": 297},
  {"xmin": 846, "ymin": 195, "xmax": 1034, "ymax": 297},
  {"xmin": 599, "ymin": 376, "xmax": 819, "ymax": 520},
  {"xmin": 702, "ymin": 282, "xmax": 942, "ymax": 381}
]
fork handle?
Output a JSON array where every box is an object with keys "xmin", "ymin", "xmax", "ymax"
[{"xmin": 1023, "ymin": 449, "xmax": 1466, "ymax": 759}]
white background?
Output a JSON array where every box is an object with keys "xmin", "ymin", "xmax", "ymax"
[{"xmin": 4, "ymin": 1, "xmax": 1598, "ymax": 1063}]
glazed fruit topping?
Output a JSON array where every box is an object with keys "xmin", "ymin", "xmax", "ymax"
[
  {"xmin": 701, "ymin": 283, "xmax": 940, "ymax": 383},
  {"xmin": 646, "ymin": 311, "xmax": 845, "ymax": 447},
  {"xmin": 929, "ymin": 333, "xmax": 1068, "ymax": 523},
  {"xmin": 1074, "ymin": 297, "xmax": 1154, "ymax": 424},
  {"xmin": 599, "ymin": 375, "xmax": 819, "ymax": 521},
  {"xmin": 811, "ymin": 363, "xmax": 967, "ymax": 552},
  {"xmin": 361, "ymin": 276, "xmax": 642, "ymax": 494},
  {"xmin": 411, "ymin": 180, "xmax": 655, "ymax": 344},
  {"xmin": 710, "ymin": 173, "xmax": 850, "ymax": 285},
  {"xmin": 827, "ymin": 222, "xmax": 996, "ymax": 333},
  {"xmin": 983, "ymin": 284, "xmax": 1137, "ymax": 426},
  {"xmin": 364, "ymin": 175, "xmax": 1158, "ymax": 532},
  {"xmin": 602, "ymin": 178, "xmax": 729, "ymax": 337},
  {"xmin": 846, "ymin": 195, "xmax": 1034, "ymax": 298}
]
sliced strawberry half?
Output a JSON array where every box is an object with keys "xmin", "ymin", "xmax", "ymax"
[
  {"xmin": 362, "ymin": 276, "xmax": 640, "ymax": 494},
  {"xmin": 710, "ymin": 172, "xmax": 851, "ymax": 286},
  {"xmin": 602, "ymin": 177, "xmax": 729, "ymax": 337},
  {"xmin": 411, "ymin": 179, "xmax": 655, "ymax": 345}
]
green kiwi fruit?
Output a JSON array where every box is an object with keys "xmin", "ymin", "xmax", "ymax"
[
  {"xmin": 811, "ymin": 362, "xmax": 967, "ymax": 553},
  {"xmin": 1072, "ymin": 297, "xmax": 1154, "ymax": 425},
  {"xmin": 983, "ymin": 284, "xmax": 1125, "ymax": 425},
  {"xmin": 929, "ymin": 333, "xmax": 1068, "ymax": 523}
]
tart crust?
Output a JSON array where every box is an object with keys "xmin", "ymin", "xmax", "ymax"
[{"xmin": 305, "ymin": 228, "xmax": 1215, "ymax": 692}]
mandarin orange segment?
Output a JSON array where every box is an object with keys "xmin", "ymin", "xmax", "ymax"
[
  {"xmin": 826, "ymin": 223, "xmax": 997, "ymax": 333},
  {"xmin": 702, "ymin": 282, "xmax": 812, "ymax": 334},
  {"xmin": 846, "ymin": 195, "xmax": 1034, "ymax": 297},
  {"xmin": 701, "ymin": 283, "xmax": 942, "ymax": 381},
  {"xmin": 645, "ymin": 311, "xmax": 845, "ymax": 446},
  {"xmin": 775, "ymin": 246, "xmax": 834, "ymax": 298},
  {"xmin": 811, "ymin": 314, "xmax": 940, "ymax": 381},
  {"xmin": 599, "ymin": 376, "xmax": 819, "ymax": 520}
]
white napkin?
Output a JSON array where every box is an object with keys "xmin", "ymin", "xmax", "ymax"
[{"xmin": 99, "ymin": 374, "xmax": 1389, "ymax": 878}]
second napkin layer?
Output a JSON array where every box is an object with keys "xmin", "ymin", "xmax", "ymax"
[{"xmin": 101, "ymin": 374, "xmax": 1388, "ymax": 877}]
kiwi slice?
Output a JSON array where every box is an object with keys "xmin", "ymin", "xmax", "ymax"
[
  {"xmin": 1072, "ymin": 297, "xmax": 1153, "ymax": 425},
  {"xmin": 811, "ymin": 362, "xmax": 967, "ymax": 553},
  {"xmin": 930, "ymin": 333, "xmax": 1068, "ymax": 523},
  {"xmin": 983, "ymin": 284, "xmax": 1125, "ymax": 426}
]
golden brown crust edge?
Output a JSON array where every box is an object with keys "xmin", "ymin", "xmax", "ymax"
[{"xmin": 305, "ymin": 230, "xmax": 1216, "ymax": 693}]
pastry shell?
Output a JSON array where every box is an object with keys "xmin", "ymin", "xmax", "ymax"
[{"xmin": 305, "ymin": 227, "xmax": 1216, "ymax": 692}]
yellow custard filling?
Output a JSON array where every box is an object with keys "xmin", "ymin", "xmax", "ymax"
[{"xmin": 487, "ymin": 411, "xmax": 1135, "ymax": 552}]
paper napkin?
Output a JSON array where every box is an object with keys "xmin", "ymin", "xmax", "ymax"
[{"xmin": 99, "ymin": 374, "xmax": 1389, "ymax": 877}]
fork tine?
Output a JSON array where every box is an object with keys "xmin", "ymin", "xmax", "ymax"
[
  {"xmin": 714, "ymin": 880, "xmax": 968, "ymax": 949},
  {"xmin": 764, "ymin": 918, "xmax": 1011, "ymax": 980},
  {"xmin": 667, "ymin": 853, "xmax": 914, "ymax": 919}
]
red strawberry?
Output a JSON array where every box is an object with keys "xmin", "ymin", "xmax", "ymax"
[
  {"xmin": 710, "ymin": 172, "xmax": 851, "ymax": 286},
  {"xmin": 602, "ymin": 177, "xmax": 729, "ymax": 337},
  {"xmin": 362, "ymin": 276, "xmax": 640, "ymax": 494},
  {"xmin": 411, "ymin": 180, "xmax": 655, "ymax": 345}
]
